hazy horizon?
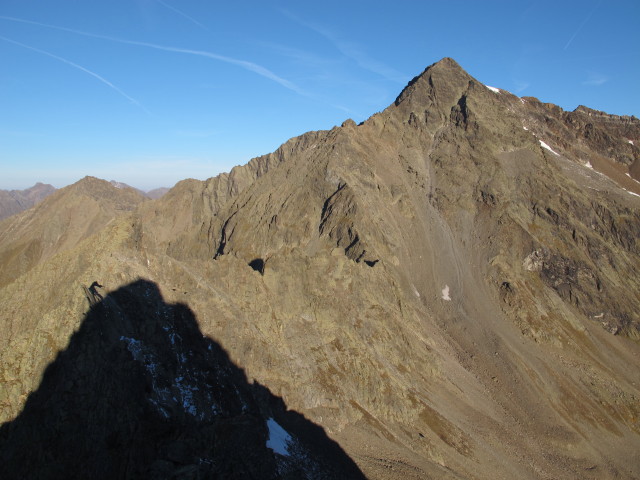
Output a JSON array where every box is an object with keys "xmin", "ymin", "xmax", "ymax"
[{"xmin": 1, "ymin": 176, "xmax": 176, "ymax": 192}]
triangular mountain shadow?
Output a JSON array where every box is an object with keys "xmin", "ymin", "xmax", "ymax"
[{"xmin": 0, "ymin": 279, "xmax": 365, "ymax": 480}]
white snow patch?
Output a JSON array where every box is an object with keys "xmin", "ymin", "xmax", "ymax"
[
  {"xmin": 523, "ymin": 126, "xmax": 529, "ymax": 131},
  {"xmin": 629, "ymin": 140, "xmax": 634, "ymax": 145},
  {"xmin": 120, "ymin": 336, "xmax": 144, "ymax": 359},
  {"xmin": 149, "ymin": 398, "xmax": 170, "ymax": 418},
  {"xmin": 441, "ymin": 285, "xmax": 451, "ymax": 301},
  {"xmin": 593, "ymin": 313, "xmax": 604, "ymax": 319},
  {"xmin": 624, "ymin": 189, "xmax": 640, "ymax": 198},
  {"xmin": 412, "ymin": 284, "xmax": 420, "ymax": 298},
  {"xmin": 584, "ymin": 161, "xmax": 593, "ymax": 169},
  {"xmin": 486, "ymin": 85, "xmax": 500, "ymax": 93},
  {"xmin": 174, "ymin": 376, "xmax": 199, "ymax": 417},
  {"xmin": 120, "ymin": 336, "xmax": 159, "ymax": 377},
  {"xmin": 539, "ymin": 140, "xmax": 559, "ymax": 156},
  {"xmin": 162, "ymin": 324, "xmax": 181, "ymax": 346},
  {"xmin": 266, "ymin": 418, "xmax": 292, "ymax": 456}
]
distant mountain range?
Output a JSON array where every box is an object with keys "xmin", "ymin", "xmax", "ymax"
[
  {"xmin": 1, "ymin": 58, "xmax": 639, "ymax": 479},
  {"xmin": 108, "ymin": 180, "xmax": 169, "ymax": 199},
  {"xmin": 0, "ymin": 181, "xmax": 169, "ymax": 221},
  {"xmin": 0, "ymin": 183, "xmax": 56, "ymax": 221}
]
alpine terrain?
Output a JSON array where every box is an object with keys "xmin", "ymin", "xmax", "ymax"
[
  {"xmin": 0, "ymin": 183, "xmax": 56, "ymax": 221},
  {"xmin": 1, "ymin": 58, "xmax": 639, "ymax": 479}
]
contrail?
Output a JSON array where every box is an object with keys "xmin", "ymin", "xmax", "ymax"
[
  {"xmin": 0, "ymin": 15, "xmax": 303, "ymax": 95},
  {"xmin": 154, "ymin": 0, "xmax": 207, "ymax": 30},
  {"xmin": 0, "ymin": 35, "xmax": 149, "ymax": 113},
  {"xmin": 564, "ymin": 1, "xmax": 601, "ymax": 50},
  {"xmin": 280, "ymin": 9, "xmax": 405, "ymax": 83}
]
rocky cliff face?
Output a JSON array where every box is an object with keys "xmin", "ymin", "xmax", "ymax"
[{"xmin": 1, "ymin": 58, "xmax": 640, "ymax": 479}]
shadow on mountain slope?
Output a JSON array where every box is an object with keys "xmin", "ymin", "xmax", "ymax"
[{"xmin": 0, "ymin": 279, "xmax": 365, "ymax": 480}]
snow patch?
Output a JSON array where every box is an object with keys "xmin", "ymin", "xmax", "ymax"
[
  {"xmin": 174, "ymin": 376, "xmax": 199, "ymax": 416},
  {"xmin": 441, "ymin": 285, "xmax": 451, "ymax": 301},
  {"xmin": 412, "ymin": 284, "xmax": 420, "ymax": 298},
  {"xmin": 120, "ymin": 336, "xmax": 144, "ymax": 358},
  {"xmin": 624, "ymin": 189, "xmax": 640, "ymax": 198},
  {"xmin": 120, "ymin": 336, "xmax": 159, "ymax": 377},
  {"xmin": 120, "ymin": 334, "xmax": 208, "ymax": 419},
  {"xmin": 486, "ymin": 85, "xmax": 500, "ymax": 93},
  {"xmin": 149, "ymin": 398, "xmax": 170, "ymax": 418},
  {"xmin": 629, "ymin": 140, "xmax": 634, "ymax": 145},
  {"xmin": 523, "ymin": 126, "xmax": 529, "ymax": 131},
  {"xmin": 584, "ymin": 161, "xmax": 593, "ymax": 169},
  {"xmin": 266, "ymin": 418, "xmax": 292, "ymax": 456},
  {"xmin": 539, "ymin": 140, "xmax": 559, "ymax": 156},
  {"xmin": 162, "ymin": 324, "xmax": 182, "ymax": 346}
]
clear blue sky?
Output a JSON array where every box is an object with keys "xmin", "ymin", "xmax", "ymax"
[{"xmin": 1, "ymin": 0, "xmax": 638, "ymax": 190}]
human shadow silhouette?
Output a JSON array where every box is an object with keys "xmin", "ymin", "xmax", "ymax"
[{"xmin": 0, "ymin": 279, "xmax": 365, "ymax": 480}]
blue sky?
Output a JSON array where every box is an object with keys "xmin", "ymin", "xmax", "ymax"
[{"xmin": 1, "ymin": 0, "xmax": 638, "ymax": 190}]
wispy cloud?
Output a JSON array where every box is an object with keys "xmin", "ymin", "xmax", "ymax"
[
  {"xmin": 564, "ymin": 0, "xmax": 601, "ymax": 50},
  {"xmin": 259, "ymin": 41, "xmax": 336, "ymax": 70},
  {"xmin": 280, "ymin": 9, "xmax": 405, "ymax": 83},
  {"xmin": 0, "ymin": 35, "xmax": 149, "ymax": 112},
  {"xmin": 128, "ymin": 42, "xmax": 305, "ymax": 94},
  {"xmin": 513, "ymin": 80, "xmax": 530, "ymax": 94},
  {"xmin": 583, "ymin": 72, "xmax": 609, "ymax": 86},
  {"xmin": 154, "ymin": 0, "xmax": 207, "ymax": 30},
  {"xmin": 0, "ymin": 15, "xmax": 303, "ymax": 95}
]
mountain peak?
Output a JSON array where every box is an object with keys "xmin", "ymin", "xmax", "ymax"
[
  {"xmin": 66, "ymin": 176, "xmax": 145, "ymax": 201},
  {"xmin": 430, "ymin": 56, "xmax": 464, "ymax": 71},
  {"xmin": 393, "ymin": 57, "xmax": 473, "ymax": 109}
]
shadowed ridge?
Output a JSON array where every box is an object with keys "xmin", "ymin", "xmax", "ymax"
[{"xmin": 0, "ymin": 279, "xmax": 366, "ymax": 479}]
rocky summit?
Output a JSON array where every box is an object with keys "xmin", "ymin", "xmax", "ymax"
[{"xmin": 1, "ymin": 58, "xmax": 639, "ymax": 479}]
